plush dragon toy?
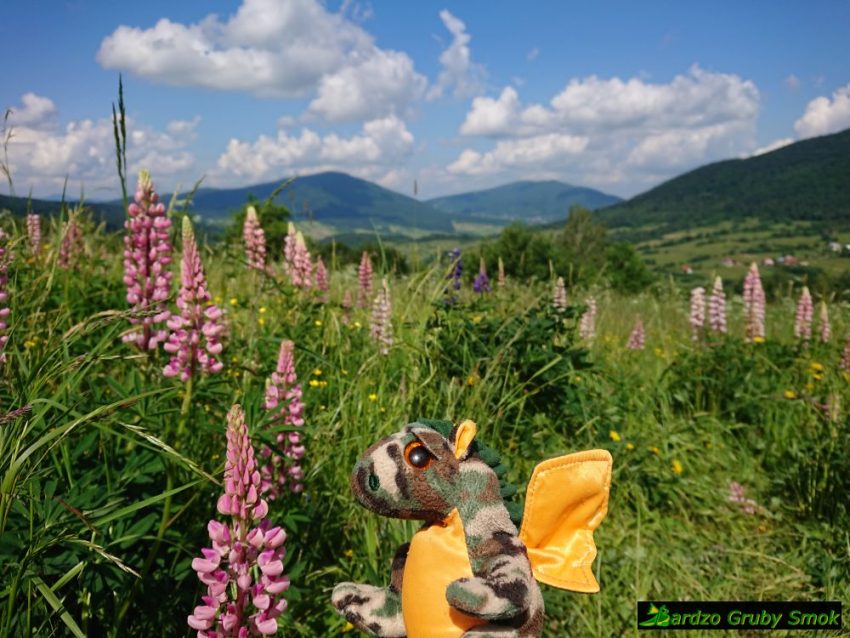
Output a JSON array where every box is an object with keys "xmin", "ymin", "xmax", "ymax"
[{"xmin": 332, "ymin": 418, "xmax": 612, "ymax": 637}]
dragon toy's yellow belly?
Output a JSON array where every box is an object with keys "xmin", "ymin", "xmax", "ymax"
[{"xmin": 401, "ymin": 509, "xmax": 482, "ymax": 638}]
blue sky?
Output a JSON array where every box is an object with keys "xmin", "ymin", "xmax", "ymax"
[{"xmin": 3, "ymin": 0, "xmax": 850, "ymax": 201}]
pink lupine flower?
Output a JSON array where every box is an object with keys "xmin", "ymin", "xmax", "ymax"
[
  {"xmin": 579, "ymin": 296, "xmax": 597, "ymax": 340},
  {"xmin": 188, "ymin": 405, "xmax": 289, "ymax": 637},
  {"xmin": 341, "ymin": 289, "xmax": 353, "ymax": 325},
  {"xmin": 743, "ymin": 263, "xmax": 765, "ymax": 341},
  {"xmin": 291, "ymin": 232, "xmax": 313, "ymax": 289},
  {"xmin": 122, "ymin": 170, "xmax": 173, "ymax": 351},
  {"xmin": 689, "ymin": 286, "xmax": 706, "ymax": 341},
  {"xmin": 819, "ymin": 301, "xmax": 830, "ymax": 343},
  {"xmin": 728, "ymin": 481, "xmax": 762, "ymax": 516},
  {"xmin": 552, "ymin": 277, "xmax": 567, "ymax": 312},
  {"xmin": 497, "ymin": 257, "xmax": 505, "ymax": 289},
  {"xmin": 58, "ymin": 211, "xmax": 84, "ymax": 269},
  {"xmin": 282, "ymin": 222, "xmax": 297, "ymax": 276},
  {"xmin": 840, "ymin": 335, "xmax": 850, "ymax": 372},
  {"xmin": 243, "ymin": 206, "xmax": 267, "ymax": 272},
  {"xmin": 370, "ymin": 278, "xmax": 393, "ymax": 355},
  {"xmin": 26, "ymin": 213, "xmax": 41, "ymax": 256},
  {"xmin": 0, "ymin": 230, "xmax": 10, "ymax": 365},
  {"xmin": 163, "ymin": 217, "xmax": 225, "ymax": 382},
  {"xmin": 793, "ymin": 286, "xmax": 813, "ymax": 341},
  {"xmin": 314, "ymin": 255, "xmax": 329, "ymax": 302},
  {"xmin": 358, "ymin": 251, "xmax": 373, "ymax": 308},
  {"xmin": 708, "ymin": 276, "xmax": 727, "ymax": 334},
  {"xmin": 260, "ymin": 340, "xmax": 306, "ymax": 498},
  {"xmin": 627, "ymin": 318, "xmax": 645, "ymax": 350}
]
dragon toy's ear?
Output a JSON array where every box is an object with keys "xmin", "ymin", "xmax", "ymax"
[{"xmin": 452, "ymin": 419, "xmax": 477, "ymax": 461}]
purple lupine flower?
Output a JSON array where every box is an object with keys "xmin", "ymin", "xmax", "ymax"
[
  {"xmin": 497, "ymin": 257, "xmax": 505, "ymax": 289},
  {"xmin": 260, "ymin": 340, "xmax": 306, "ymax": 499},
  {"xmin": 708, "ymin": 276, "xmax": 727, "ymax": 334},
  {"xmin": 794, "ymin": 286, "xmax": 813, "ymax": 341},
  {"xmin": 728, "ymin": 481, "xmax": 761, "ymax": 515},
  {"xmin": 627, "ymin": 318, "xmax": 645, "ymax": 350},
  {"xmin": 122, "ymin": 170, "xmax": 173, "ymax": 351},
  {"xmin": 243, "ymin": 206, "xmax": 267, "ymax": 272},
  {"xmin": 0, "ymin": 230, "xmax": 10, "ymax": 365},
  {"xmin": 188, "ymin": 405, "xmax": 289, "ymax": 637},
  {"xmin": 448, "ymin": 248, "xmax": 462, "ymax": 291},
  {"xmin": 689, "ymin": 286, "xmax": 706, "ymax": 341},
  {"xmin": 579, "ymin": 296, "xmax": 597, "ymax": 340},
  {"xmin": 370, "ymin": 278, "xmax": 393, "ymax": 355},
  {"xmin": 341, "ymin": 289, "xmax": 353, "ymax": 325},
  {"xmin": 358, "ymin": 251, "xmax": 373, "ymax": 308},
  {"xmin": 552, "ymin": 276, "xmax": 567, "ymax": 311},
  {"xmin": 473, "ymin": 257, "xmax": 491, "ymax": 294},
  {"xmin": 743, "ymin": 263, "xmax": 765, "ymax": 341},
  {"xmin": 283, "ymin": 222, "xmax": 297, "ymax": 277},
  {"xmin": 163, "ymin": 217, "xmax": 225, "ymax": 382},
  {"xmin": 819, "ymin": 301, "xmax": 831, "ymax": 343},
  {"xmin": 315, "ymin": 256, "xmax": 329, "ymax": 302},
  {"xmin": 26, "ymin": 213, "xmax": 41, "ymax": 256},
  {"xmin": 58, "ymin": 211, "xmax": 84, "ymax": 269}
]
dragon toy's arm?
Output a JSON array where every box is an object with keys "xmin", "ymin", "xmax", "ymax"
[{"xmin": 332, "ymin": 543, "xmax": 410, "ymax": 638}]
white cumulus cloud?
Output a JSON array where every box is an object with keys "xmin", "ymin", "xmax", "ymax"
[
  {"xmin": 794, "ymin": 83, "xmax": 850, "ymax": 138},
  {"xmin": 426, "ymin": 9, "xmax": 485, "ymax": 100},
  {"xmin": 212, "ymin": 115, "xmax": 415, "ymax": 186},
  {"xmin": 97, "ymin": 0, "xmax": 426, "ymax": 122}
]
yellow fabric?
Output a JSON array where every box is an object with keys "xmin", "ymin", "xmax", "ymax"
[
  {"xmin": 519, "ymin": 450, "xmax": 613, "ymax": 592},
  {"xmin": 402, "ymin": 509, "xmax": 483, "ymax": 638},
  {"xmin": 453, "ymin": 420, "xmax": 477, "ymax": 459}
]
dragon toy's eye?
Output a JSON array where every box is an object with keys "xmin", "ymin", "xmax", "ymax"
[{"xmin": 404, "ymin": 441, "xmax": 433, "ymax": 470}]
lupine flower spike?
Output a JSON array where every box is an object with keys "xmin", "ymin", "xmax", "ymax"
[
  {"xmin": 315, "ymin": 256, "xmax": 329, "ymax": 302},
  {"xmin": 497, "ymin": 257, "xmax": 505, "ymax": 289},
  {"xmin": 840, "ymin": 335, "xmax": 850, "ymax": 372},
  {"xmin": 794, "ymin": 286, "xmax": 813, "ymax": 341},
  {"xmin": 261, "ymin": 340, "xmax": 306, "ymax": 498},
  {"xmin": 708, "ymin": 276, "xmax": 727, "ymax": 334},
  {"xmin": 122, "ymin": 170, "xmax": 173, "ymax": 351},
  {"xmin": 358, "ymin": 251, "xmax": 373, "ymax": 307},
  {"xmin": 552, "ymin": 277, "xmax": 567, "ymax": 311},
  {"xmin": 819, "ymin": 301, "xmax": 830, "ymax": 343},
  {"xmin": 0, "ymin": 230, "xmax": 10, "ymax": 365},
  {"xmin": 627, "ymin": 317, "xmax": 645, "ymax": 350},
  {"xmin": 743, "ymin": 263, "xmax": 765, "ymax": 341},
  {"xmin": 689, "ymin": 286, "xmax": 705, "ymax": 341},
  {"xmin": 473, "ymin": 257, "xmax": 491, "ymax": 293},
  {"xmin": 283, "ymin": 222, "xmax": 297, "ymax": 277},
  {"xmin": 26, "ymin": 213, "xmax": 41, "ymax": 256},
  {"xmin": 370, "ymin": 278, "xmax": 393, "ymax": 355},
  {"xmin": 188, "ymin": 404, "xmax": 290, "ymax": 636},
  {"xmin": 58, "ymin": 210, "xmax": 84, "ymax": 269},
  {"xmin": 291, "ymin": 232, "xmax": 313, "ymax": 289},
  {"xmin": 243, "ymin": 206, "xmax": 267, "ymax": 272},
  {"xmin": 579, "ymin": 296, "xmax": 597, "ymax": 340},
  {"xmin": 163, "ymin": 217, "xmax": 225, "ymax": 381}
]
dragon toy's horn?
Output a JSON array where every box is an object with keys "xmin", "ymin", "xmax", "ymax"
[
  {"xmin": 519, "ymin": 449, "xmax": 613, "ymax": 593},
  {"xmin": 453, "ymin": 419, "xmax": 477, "ymax": 460}
]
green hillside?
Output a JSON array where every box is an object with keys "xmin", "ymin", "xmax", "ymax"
[
  {"xmin": 0, "ymin": 194, "xmax": 125, "ymax": 229},
  {"xmin": 597, "ymin": 127, "xmax": 850, "ymax": 230},
  {"xmin": 428, "ymin": 180, "xmax": 621, "ymax": 223}
]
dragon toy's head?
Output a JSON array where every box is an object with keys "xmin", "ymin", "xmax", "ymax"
[{"xmin": 350, "ymin": 418, "xmax": 522, "ymax": 525}]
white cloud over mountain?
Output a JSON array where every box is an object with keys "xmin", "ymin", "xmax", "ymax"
[
  {"xmin": 97, "ymin": 0, "xmax": 427, "ymax": 123},
  {"xmin": 794, "ymin": 83, "xmax": 850, "ymax": 138}
]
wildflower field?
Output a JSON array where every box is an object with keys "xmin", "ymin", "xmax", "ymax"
[{"xmin": 0, "ymin": 176, "xmax": 848, "ymax": 637}]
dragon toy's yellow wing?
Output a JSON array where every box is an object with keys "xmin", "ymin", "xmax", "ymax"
[{"xmin": 518, "ymin": 450, "xmax": 613, "ymax": 593}]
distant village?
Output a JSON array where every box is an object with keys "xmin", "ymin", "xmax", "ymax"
[{"xmin": 678, "ymin": 242, "xmax": 850, "ymax": 275}]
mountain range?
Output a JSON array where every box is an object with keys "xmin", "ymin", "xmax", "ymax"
[{"xmin": 2, "ymin": 127, "xmax": 849, "ymax": 239}]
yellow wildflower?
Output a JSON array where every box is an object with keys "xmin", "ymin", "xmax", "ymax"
[
  {"xmin": 809, "ymin": 362, "xmax": 824, "ymax": 372},
  {"xmin": 353, "ymin": 321, "xmax": 362, "ymax": 329},
  {"xmin": 753, "ymin": 336, "xmax": 765, "ymax": 344},
  {"xmin": 812, "ymin": 372, "xmax": 824, "ymax": 381},
  {"xmin": 214, "ymin": 295, "xmax": 223, "ymax": 304},
  {"xmin": 783, "ymin": 389, "xmax": 797, "ymax": 400},
  {"xmin": 309, "ymin": 379, "xmax": 321, "ymax": 388},
  {"xmin": 229, "ymin": 297, "xmax": 238, "ymax": 306},
  {"xmin": 259, "ymin": 306, "xmax": 267, "ymax": 314},
  {"xmin": 671, "ymin": 459, "xmax": 683, "ymax": 475},
  {"xmin": 379, "ymin": 407, "xmax": 386, "ymax": 413},
  {"xmin": 804, "ymin": 382, "xmax": 815, "ymax": 393},
  {"xmin": 313, "ymin": 368, "xmax": 323, "ymax": 376},
  {"xmin": 343, "ymin": 549, "xmax": 354, "ymax": 558},
  {"xmin": 342, "ymin": 621, "xmax": 355, "ymax": 633},
  {"xmin": 472, "ymin": 314, "xmax": 483, "ymax": 324},
  {"xmin": 466, "ymin": 374, "xmax": 477, "ymax": 386},
  {"xmin": 341, "ymin": 369, "xmax": 349, "ymax": 376},
  {"xmin": 649, "ymin": 446, "xmax": 660, "ymax": 456},
  {"xmin": 609, "ymin": 430, "xmax": 621, "ymax": 442},
  {"xmin": 314, "ymin": 319, "xmax": 323, "ymax": 327},
  {"xmin": 368, "ymin": 393, "xmax": 378, "ymax": 402},
  {"xmin": 24, "ymin": 339, "xmax": 36, "ymax": 349},
  {"xmin": 625, "ymin": 442, "xmax": 635, "ymax": 451},
  {"xmin": 258, "ymin": 318, "xmax": 266, "ymax": 326}
]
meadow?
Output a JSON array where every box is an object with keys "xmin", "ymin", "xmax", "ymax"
[{"xmin": 0, "ymin": 183, "xmax": 848, "ymax": 638}]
